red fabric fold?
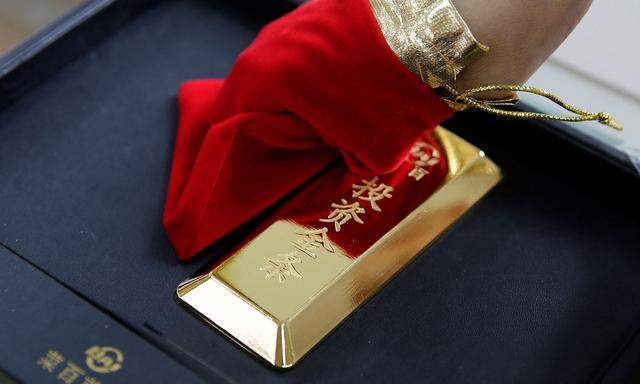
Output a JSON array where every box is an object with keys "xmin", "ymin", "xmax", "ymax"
[{"xmin": 163, "ymin": 0, "xmax": 454, "ymax": 261}]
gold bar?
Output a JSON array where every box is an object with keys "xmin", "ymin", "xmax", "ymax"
[{"xmin": 177, "ymin": 127, "xmax": 502, "ymax": 368}]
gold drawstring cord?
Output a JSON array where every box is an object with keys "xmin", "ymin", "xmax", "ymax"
[{"xmin": 443, "ymin": 83, "xmax": 623, "ymax": 131}]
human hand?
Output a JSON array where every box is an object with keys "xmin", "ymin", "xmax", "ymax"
[{"xmin": 453, "ymin": 0, "xmax": 593, "ymax": 97}]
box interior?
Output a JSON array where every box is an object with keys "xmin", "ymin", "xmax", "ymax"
[
  {"xmin": 0, "ymin": 0, "xmax": 639, "ymax": 382},
  {"xmin": 0, "ymin": 246, "xmax": 204, "ymax": 383}
]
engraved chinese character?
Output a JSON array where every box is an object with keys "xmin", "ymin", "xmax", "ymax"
[
  {"xmin": 260, "ymin": 251, "xmax": 302, "ymax": 282},
  {"xmin": 408, "ymin": 141, "xmax": 441, "ymax": 181},
  {"xmin": 408, "ymin": 166, "xmax": 429, "ymax": 181},
  {"xmin": 319, "ymin": 199, "xmax": 365, "ymax": 232},
  {"xmin": 57, "ymin": 362, "xmax": 85, "ymax": 384},
  {"xmin": 351, "ymin": 177, "xmax": 393, "ymax": 212},
  {"xmin": 37, "ymin": 350, "xmax": 65, "ymax": 373},
  {"xmin": 411, "ymin": 141, "xmax": 440, "ymax": 166},
  {"xmin": 82, "ymin": 377, "xmax": 101, "ymax": 384},
  {"xmin": 290, "ymin": 227, "xmax": 334, "ymax": 258}
]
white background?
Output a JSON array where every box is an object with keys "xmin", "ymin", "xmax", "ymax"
[{"xmin": 526, "ymin": 0, "xmax": 640, "ymax": 170}]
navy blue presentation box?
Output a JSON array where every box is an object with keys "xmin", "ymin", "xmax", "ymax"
[{"xmin": 1, "ymin": 0, "xmax": 640, "ymax": 383}]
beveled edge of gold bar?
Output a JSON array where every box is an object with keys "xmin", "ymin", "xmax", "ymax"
[
  {"xmin": 176, "ymin": 126, "xmax": 502, "ymax": 369},
  {"xmin": 177, "ymin": 274, "xmax": 291, "ymax": 367}
]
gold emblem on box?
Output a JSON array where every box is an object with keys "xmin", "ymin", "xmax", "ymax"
[{"xmin": 177, "ymin": 127, "xmax": 501, "ymax": 368}]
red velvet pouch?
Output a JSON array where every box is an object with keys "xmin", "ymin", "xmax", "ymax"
[{"xmin": 163, "ymin": 0, "xmax": 454, "ymax": 261}]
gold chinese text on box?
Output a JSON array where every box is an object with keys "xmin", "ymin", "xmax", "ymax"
[
  {"xmin": 177, "ymin": 127, "xmax": 501, "ymax": 368},
  {"xmin": 36, "ymin": 346, "xmax": 123, "ymax": 384}
]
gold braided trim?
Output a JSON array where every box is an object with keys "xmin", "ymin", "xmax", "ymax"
[
  {"xmin": 370, "ymin": 0, "xmax": 487, "ymax": 90},
  {"xmin": 445, "ymin": 83, "xmax": 623, "ymax": 130}
]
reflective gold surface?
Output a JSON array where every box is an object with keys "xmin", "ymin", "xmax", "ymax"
[{"xmin": 177, "ymin": 127, "xmax": 502, "ymax": 368}]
